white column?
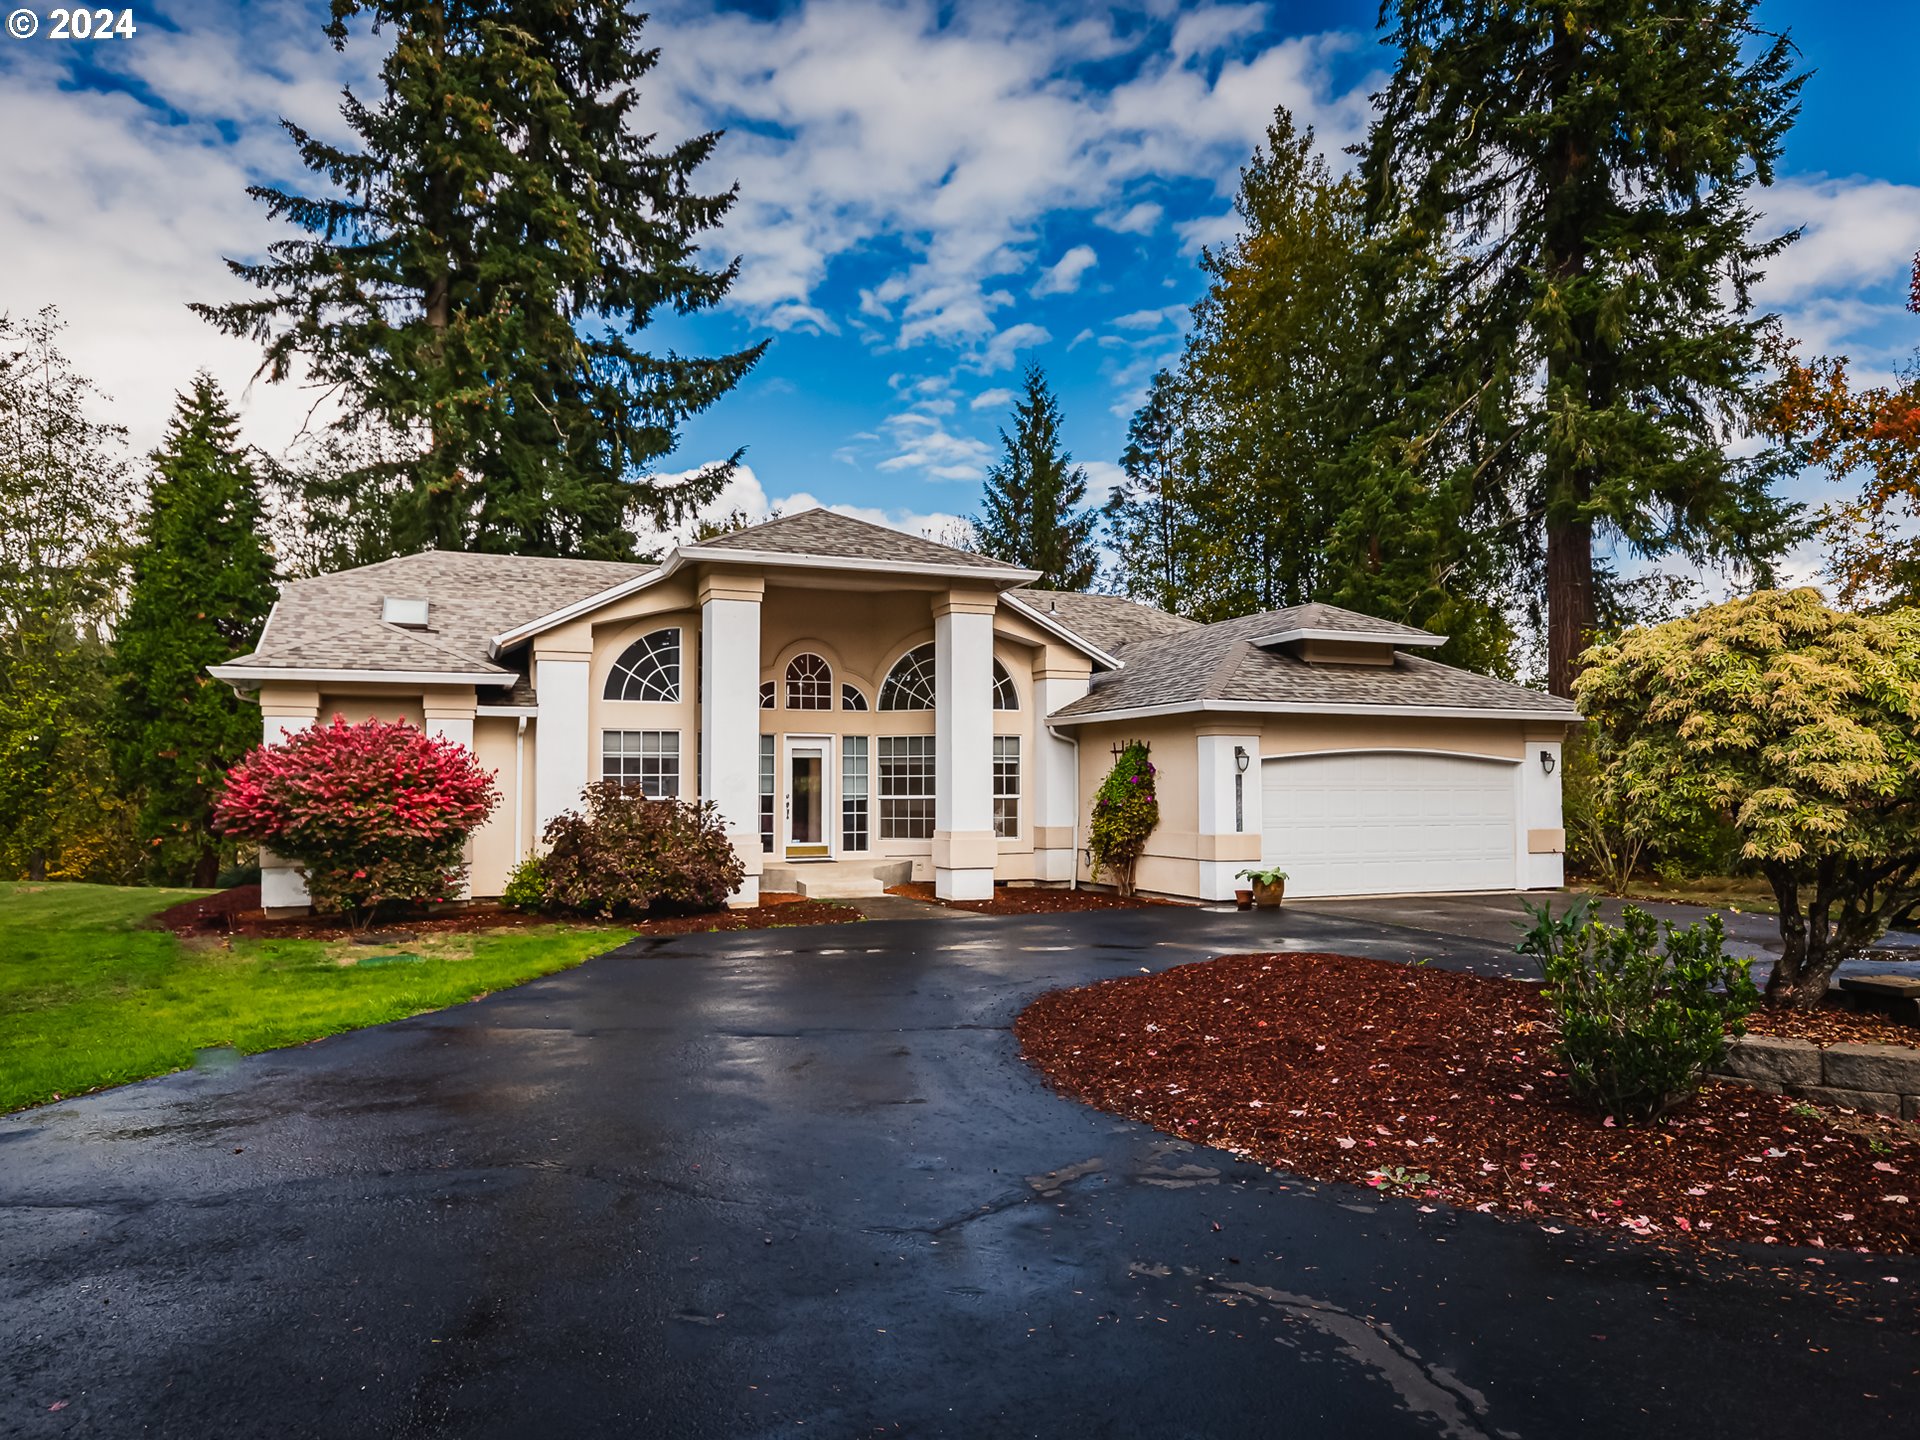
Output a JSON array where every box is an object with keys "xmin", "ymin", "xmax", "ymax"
[
  {"xmin": 1031, "ymin": 669, "xmax": 1088, "ymax": 884},
  {"xmin": 1195, "ymin": 730, "xmax": 1263, "ymax": 901},
  {"xmin": 933, "ymin": 591, "xmax": 998, "ymax": 900},
  {"xmin": 257, "ymin": 688, "xmax": 321, "ymax": 912},
  {"xmin": 1518, "ymin": 735, "xmax": 1566, "ymax": 891},
  {"xmin": 700, "ymin": 571, "xmax": 765, "ymax": 907},
  {"xmin": 425, "ymin": 688, "xmax": 478, "ymax": 900},
  {"xmin": 534, "ymin": 651, "xmax": 591, "ymax": 837}
]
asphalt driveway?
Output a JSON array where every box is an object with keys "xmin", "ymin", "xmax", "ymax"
[{"xmin": 2, "ymin": 897, "xmax": 1914, "ymax": 1438}]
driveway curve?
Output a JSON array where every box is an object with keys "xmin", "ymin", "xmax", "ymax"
[{"xmin": 2, "ymin": 899, "xmax": 1914, "ymax": 1438}]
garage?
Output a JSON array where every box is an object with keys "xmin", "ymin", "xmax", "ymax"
[{"xmin": 1261, "ymin": 751, "xmax": 1518, "ymax": 897}]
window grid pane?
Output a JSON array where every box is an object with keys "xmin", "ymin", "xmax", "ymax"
[
  {"xmin": 993, "ymin": 735, "xmax": 1020, "ymax": 838},
  {"xmin": 786, "ymin": 652, "xmax": 833, "ymax": 710},
  {"xmin": 602, "ymin": 729, "xmax": 680, "ymax": 799},
  {"xmin": 841, "ymin": 735, "xmax": 869, "ymax": 852},
  {"xmin": 878, "ymin": 643, "xmax": 937, "ymax": 711},
  {"xmin": 841, "ymin": 683, "xmax": 868, "ymax": 712},
  {"xmin": 878, "ymin": 735, "xmax": 935, "ymax": 839},
  {"xmin": 759, "ymin": 735, "xmax": 775, "ymax": 854},
  {"xmin": 758, "ymin": 681, "xmax": 774, "ymax": 709},
  {"xmin": 605, "ymin": 629, "xmax": 681, "ymax": 702},
  {"xmin": 992, "ymin": 660, "xmax": 1019, "ymax": 711}
]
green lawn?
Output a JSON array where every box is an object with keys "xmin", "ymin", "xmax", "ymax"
[{"xmin": 0, "ymin": 881, "xmax": 631, "ymax": 1114}]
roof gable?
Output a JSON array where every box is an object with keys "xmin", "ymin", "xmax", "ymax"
[{"xmin": 688, "ymin": 507, "xmax": 1024, "ymax": 573}]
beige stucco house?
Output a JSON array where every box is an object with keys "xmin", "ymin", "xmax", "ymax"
[{"xmin": 209, "ymin": 508, "xmax": 1577, "ymax": 911}]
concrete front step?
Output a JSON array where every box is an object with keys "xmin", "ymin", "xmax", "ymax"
[{"xmin": 762, "ymin": 858, "xmax": 913, "ymax": 899}]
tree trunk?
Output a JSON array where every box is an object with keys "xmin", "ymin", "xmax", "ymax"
[
  {"xmin": 1545, "ymin": 510, "xmax": 1594, "ymax": 699},
  {"xmin": 1762, "ymin": 865, "xmax": 1840, "ymax": 1010},
  {"xmin": 193, "ymin": 844, "xmax": 220, "ymax": 889}
]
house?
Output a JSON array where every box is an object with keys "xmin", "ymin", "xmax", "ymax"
[{"xmin": 209, "ymin": 508, "xmax": 1577, "ymax": 912}]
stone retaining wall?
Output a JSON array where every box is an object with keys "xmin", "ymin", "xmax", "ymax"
[{"xmin": 1716, "ymin": 1035, "xmax": 1920, "ymax": 1120}]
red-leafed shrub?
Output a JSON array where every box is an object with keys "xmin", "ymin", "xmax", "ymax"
[
  {"xmin": 535, "ymin": 779, "xmax": 744, "ymax": 917},
  {"xmin": 214, "ymin": 717, "xmax": 498, "ymax": 925}
]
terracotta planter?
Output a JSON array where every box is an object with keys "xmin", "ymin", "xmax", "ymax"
[
  {"xmin": 1251, "ymin": 878, "xmax": 1285, "ymax": 909},
  {"xmin": 1233, "ymin": 888, "xmax": 1253, "ymax": 911}
]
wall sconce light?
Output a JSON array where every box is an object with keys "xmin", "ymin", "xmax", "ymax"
[
  {"xmin": 1234, "ymin": 745, "xmax": 1250, "ymax": 774},
  {"xmin": 1540, "ymin": 750, "xmax": 1556, "ymax": 775}
]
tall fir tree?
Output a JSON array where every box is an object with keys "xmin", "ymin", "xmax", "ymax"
[
  {"xmin": 195, "ymin": 0, "xmax": 765, "ymax": 561},
  {"xmin": 112, "ymin": 376, "xmax": 279, "ymax": 885},
  {"xmin": 0, "ymin": 306, "xmax": 139, "ymax": 881},
  {"xmin": 1362, "ymin": 0, "xmax": 1805, "ymax": 695},
  {"xmin": 975, "ymin": 366, "xmax": 1100, "ymax": 591},
  {"xmin": 1104, "ymin": 369, "xmax": 1198, "ymax": 614}
]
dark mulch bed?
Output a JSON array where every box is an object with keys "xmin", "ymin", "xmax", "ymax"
[
  {"xmin": 1016, "ymin": 951, "xmax": 1920, "ymax": 1255},
  {"xmin": 150, "ymin": 886, "xmax": 859, "ymax": 941},
  {"xmin": 886, "ymin": 881, "xmax": 1185, "ymax": 914}
]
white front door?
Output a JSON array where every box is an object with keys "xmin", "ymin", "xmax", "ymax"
[
  {"xmin": 1261, "ymin": 751, "xmax": 1519, "ymax": 897},
  {"xmin": 784, "ymin": 735, "xmax": 833, "ymax": 860}
]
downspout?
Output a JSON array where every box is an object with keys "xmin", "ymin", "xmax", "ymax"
[
  {"xmin": 1048, "ymin": 721, "xmax": 1081, "ymax": 892},
  {"xmin": 514, "ymin": 715, "xmax": 528, "ymax": 862}
]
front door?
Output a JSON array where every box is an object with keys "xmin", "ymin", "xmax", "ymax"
[{"xmin": 785, "ymin": 736, "xmax": 832, "ymax": 860}]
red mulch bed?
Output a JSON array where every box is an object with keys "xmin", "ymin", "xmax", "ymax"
[
  {"xmin": 1016, "ymin": 951, "xmax": 1920, "ymax": 1255},
  {"xmin": 149, "ymin": 885, "xmax": 859, "ymax": 941},
  {"xmin": 1747, "ymin": 1003, "xmax": 1919, "ymax": 1049},
  {"xmin": 886, "ymin": 881, "xmax": 1185, "ymax": 914}
]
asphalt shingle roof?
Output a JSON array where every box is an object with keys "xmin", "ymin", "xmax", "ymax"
[
  {"xmin": 1258, "ymin": 602, "xmax": 1443, "ymax": 642},
  {"xmin": 693, "ymin": 507, "xmax": 1024, "ymax": 572},
  {"xmin": 1010, "ymin": 588, "xmax": 1202, "ymax": 657},
  {"xmin": 1049, "ymin": 607, "xmax": 1577, "ymax": 721},
  {"xmin": 227, "ymin": 551, "xmax": 651, "ymax": 681}
]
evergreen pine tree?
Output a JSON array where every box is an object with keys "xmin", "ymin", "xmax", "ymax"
[
  {"xmin": 1362, "ymin": 0, "xmax": 1805, "ymax": 695},
  {"xmin": 112, "ymin": 376, "xmax": 278, "ymax": 885},
  {"xmin": 1104, "ymin": 369, "xmax": 1197, "ymax": 614},
  {"xmin": 974, "ymin": 366, "xmax": 1100, "ymax": 591},
  {"xmin": 195, "ymin": 0, "xmax": 765, "ymax": 561}
]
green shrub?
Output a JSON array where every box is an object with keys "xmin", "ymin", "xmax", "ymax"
[
  {"xmin": 1089, "ymin": 740, "xmax": 1159, "ymax": 897},
  {"xmin": 1516, "ymin": 898, "xmax": 1759, "ymax": 1121},
  {"xmin": 501, "ymin": 855, "xmax": 549, "ymax": 911},
  {"xmin": 536, "ymin": 780, "xmax": 744, "ymax": 917}
]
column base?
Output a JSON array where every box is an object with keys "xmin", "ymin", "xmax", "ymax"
[
  {"xmin": 1032, "ymin": 847, "xmax": 1076, "ymax": 884},
  {"xmin": 261, "ymin": 864, "xmax": 309, "ymax": 910},
  {"xmin": 1197, "ymin": 861, "xmax": 1246, "ymax": 903},
  {"xmin": 726, "ymin": 875, "xmax": 762, "ymax": 909},
  {"xmin": 935, "ymin": 866, "xmax": 995, "ymax": 902}
]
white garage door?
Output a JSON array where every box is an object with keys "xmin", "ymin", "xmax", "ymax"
[{"xmin": 1261, "ymin": 751, "xmax": 1517, "ymax": 897}]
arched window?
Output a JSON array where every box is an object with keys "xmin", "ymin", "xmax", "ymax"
[
  {"xmin": 992, "ymin": 659, "xmax": 1018, "ymax": 711},
  {"xmin": 841, "ymin": 683, "xmax": 869, "ymax": 712},
  {"xmin": 786, "ymin": 652, "xmax": 833, "ymax": 710},
  {"xmin": 759, "ymin": 681, "xmax": 774, "ymax": 709},
  {"xmin": 605, "ymin": 628, "xmax": 680, "ymax": 702},
  {"xmin": 878, "ymin": 643, "xmax": 937, "ymax": 710}
]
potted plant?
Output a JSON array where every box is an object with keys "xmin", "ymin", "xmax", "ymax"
[
  {"xmin": 1233, "ymin": 886, "xmax": 1253, "ymax": 911},
  {"xmin": 1237, "ymin": 866, "xmax": 1288, "ymax": 909}
]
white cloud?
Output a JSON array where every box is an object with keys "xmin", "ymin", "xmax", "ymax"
[
  {"xmin": 1081, "ymin": 458, "xmax": 1128, "ymax": 506},
  {"xmin": 1759, "ymin": 175, "xmax": 1920, "ymax": 304},
  {"xmin": 969, "ymin": 387, "xmax": 1016, "ymax": 411},
  {"xmin": 875, "ymin": 410, "xmax": 995, "ymax": 481},
  {"xmin": 981, "ymin": 321, "xmax": 1051, "ymax": 372},
  {"xmin": 1032, "ymin": 244, "xmax": 1099, "ymax": 298},
  {"xmin": 1110, "ymin": 304, "xmax": 1187, "ymax": 331},
  {"xmin": 1174, "ymin": 210, "xmax": 1244, "ymax": 254},
  {"xmin": 640, "ymin": 3, "xmax": 1378, "ymax": 357},
  {"xmin": 1098, "ymin": 200, "xmax": 1165, "ymax": 235}
]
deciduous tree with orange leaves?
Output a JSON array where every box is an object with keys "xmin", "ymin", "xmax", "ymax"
[{"xmin": 1768, "ymin": 253, "xmax": 1920, "ymax": 609}]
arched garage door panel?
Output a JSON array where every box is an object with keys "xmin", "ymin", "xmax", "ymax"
[{"xmin": 1261, "ymin": 752, "xmax": 1517, "ymax": 897}]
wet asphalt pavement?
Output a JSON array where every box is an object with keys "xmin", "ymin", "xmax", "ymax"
[{"xmin": 2, "ymin": 896, "xmax": 1916, "ymax": 1438}]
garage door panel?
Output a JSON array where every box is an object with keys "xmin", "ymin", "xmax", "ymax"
[{"xmin": 1262, "ymin": 752, "xmax": 1516, "ymax": 897}]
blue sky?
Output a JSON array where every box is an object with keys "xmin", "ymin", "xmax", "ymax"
[{"xmin": 4, "ymin": 0, "xmax": 1918, "ymax": 556}]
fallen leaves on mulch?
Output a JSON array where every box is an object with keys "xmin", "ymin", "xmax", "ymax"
[
  {"xmin": 150, "ymin": 886, "xmax": 860, "ymax": 941},
  {"xmin": 886, "ymin": 881, "xmax": 1185, "ymax": 914},
  {"xmin": 1015, "ymin": 951, "xmax": 1920, "ymax": 1255},
  {"xmin": 1745, "ymin": 1003, "xmax": 1918, "ymax": 1050}
]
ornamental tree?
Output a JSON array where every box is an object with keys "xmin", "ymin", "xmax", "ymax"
[
  {"xmin": 214, "ymin": 717, "xmax": 497, "ymax": 926},
  {"xmin": 1574, "ymin": 590, "xmax": 1920, "ymax": 1008},
  {"xmin": 1089, "ymin": 741, "xmax": 1159, "ymax": 898}
]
